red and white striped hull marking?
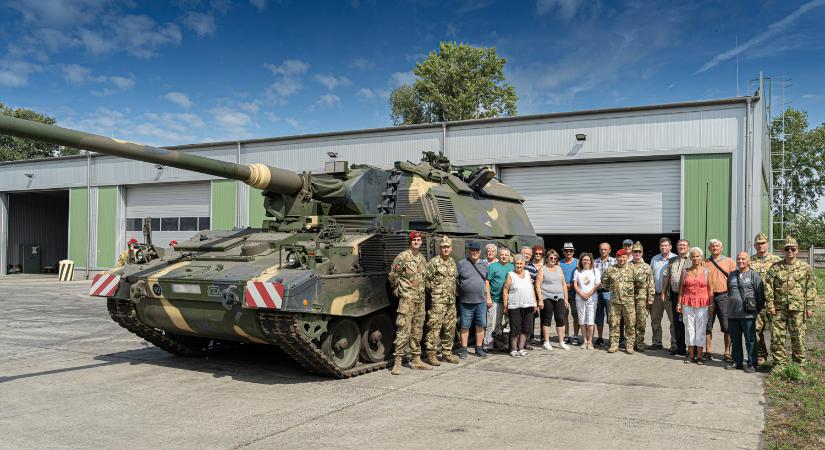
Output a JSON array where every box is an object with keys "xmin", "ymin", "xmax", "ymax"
[
  {"xmin": 90, "ymin": 274, "xmax": 121, "ymax": 297},
  {"xmin": 244, "ymin": 281, "xmax": 284, "ymax": 309}
]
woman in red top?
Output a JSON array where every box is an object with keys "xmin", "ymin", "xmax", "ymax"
[{"xmin": 677, "ymin": 247, "xmax": 714, "ymax": 364}]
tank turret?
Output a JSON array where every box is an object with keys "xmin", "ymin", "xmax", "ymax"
[{"xmin": 0, "ymin": 114, "xmax": 540, "ymax": 378}]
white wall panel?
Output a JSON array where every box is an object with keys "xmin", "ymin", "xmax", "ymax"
[
  {"xmin": 0, "ymin": 157, "xmax": 88, "ymax": 191},
  {"xmin": 502, "ymin": 160, "xmax": 681, "ymax": 234},
  {"xmin": 448, "ymin": 106, "xmax": 744, "ymax": 165},
  {"xmin": 241, "ymin": 129, "xmax": 442, "ymax": 171}
]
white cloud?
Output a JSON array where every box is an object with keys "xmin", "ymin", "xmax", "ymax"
[
  {"xmin": 266, "ymin": 77, "xmax": 301, "ymax": 99},
  {"xmin": 315, "ymin": 74, "xmax": 352, "ymax": 90},
  {"xmin": 250, "ymin": 0, "xmax": 267, "ymax": 11},
  {"xmin": 182, "ymin": 12, "xmax": 216, "ymax": 37},
  {"xmin": 60, "ymin": 64, "xmax": 95, "ymax": 85},
  {"xmin": 59, "ymin": 107, "xmax": 206, "ymax": 145},
  {"xmin": 108, "ymin": 75, "xmax": 135, "ymax": 89},
  {"xmin": 315, "ymin": 94, "xmax": 341, "ymax": 108},
  {"xmin": 0, "ymin": 60, "xmax": 40, "ymax": 87},
  {"xmin": 163, "ymin": 92, "xmax": 193, "ymax": 109},
  {"xmin": 357, "ymin": 87, "xmax": 391, "ymax": 100},
  {"xmin": 285, "ymin": 117, "xmax": 299, "ymax": 128},
  {"xmin": 239, "ymin": 102, "xmax": 260, "ymax": 113},
  {"xmin": 78, "ymin": 28, "xmax": 116, "ymax": 54},
  {"xmin": 348, "ymin": 58, "xmax": 373, "ymax": 70},
  {"xmin": 210, "ymin": 107, "xmax": 253, "ymax": 136},
  {"xmin": 536, "ymin": 0, "xmax": 583, "ymax": 19},
  {"xmin": 390, "ymin": 71, "xmax": 416, "ymax": 87},
  {"xmin": 264, "ymin": 112, "xmax": 279, "ymax": 122},
  {"xmin": 264, "ymin": 59, "xmax": 310, "ymax": 76},
  {"xmin": 696, "ymin": 0, "xmax": 825, "ymax": 74}
]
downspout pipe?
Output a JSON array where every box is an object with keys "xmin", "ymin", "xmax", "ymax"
[
  {"xmin": 85, "ymin": 151, "xmax": 91, "ymax": 280},
  {"xmin": 744, "ymin": 96, "xmax": 753, "ymax": 252}
]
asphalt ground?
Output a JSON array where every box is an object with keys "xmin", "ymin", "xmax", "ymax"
[{"xmin": 0, "ymin": 275, "xmax": 764, "ymax": 449}]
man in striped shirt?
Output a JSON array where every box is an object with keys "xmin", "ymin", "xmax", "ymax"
[{"xmin": 594, "ymin": 242, "xmax": 617, "ymax": 346}]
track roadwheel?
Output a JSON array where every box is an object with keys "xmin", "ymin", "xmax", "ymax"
[
  {"xmin": 359, "ymin": 312, "xmax": 393, "ymax": 363},
  {"xmin": 321, "ymin": 319, "xmax": 361, "ymax": 370}
]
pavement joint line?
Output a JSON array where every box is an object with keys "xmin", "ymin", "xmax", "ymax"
[
  {"xmin": 396, "ymin": 384, "xmax": 764, "ymax": 437},
  {"xmin": 458, "ymin": 363, "xmax": 766, "ymax": 395},
  {"xmin": 231, "ymin": 357, "xmax": 473, "ymax": 448}
]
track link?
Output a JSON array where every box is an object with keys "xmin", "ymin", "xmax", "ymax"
[
  {"xmin": 106, "ymin": 298, "xmax": 220, "ymax": 357},
  {"xmin": 258, "ymin": 311, "xmax": 388, "ymax": 379}
]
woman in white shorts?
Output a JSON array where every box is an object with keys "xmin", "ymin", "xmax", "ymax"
[{"xmin": 573, "ymin": 252, "xmax": 600, "ymax": 350}]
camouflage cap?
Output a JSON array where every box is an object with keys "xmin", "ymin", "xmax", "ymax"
[
  {"xmin": 784, "ymin": 236, "xmax": 798, "ymax": 249},
  {"xmin": 439, "ymin": 236, "xmax": 452, "ymax": 247},
  {"xmin": 754, "ymin": 232, "xmax": 768, "ymax": 244},
  {"xmin": 631, "ymin": 241, "xmax": 644, "ymax": 252},
  {"xmin": 622, "ymin": 239, "xmax": 634, "ymax": 246}
]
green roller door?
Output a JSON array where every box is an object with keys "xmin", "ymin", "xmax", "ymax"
[
  {"xmin": 96, "ymin": 186, "xmax": 117, "ymax": 267},
  {"xmin": 211, "ymin": 180, "xmax": 236, "ymax": 230},
  {"xmin": 249, "ymin": 187, "xmax": 267, "ymax": 229},
  {"xmin": 683, "ymin": 154, "xmax": 732, "ymax": 256},
  {"xmin": 68, "ymin": 187, "xmax": 88, "ymax": 266}
]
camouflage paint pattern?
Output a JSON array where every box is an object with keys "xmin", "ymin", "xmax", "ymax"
[
  {"xmin": 425, "ymin": 255, "xmax": 458, "ymax": 353},
  {"xmin": 629, "ymin": 260, "xmax": 654, "ymax": 347},
  {"xmin": 602, "ymin": 264, "xmax": 637, "ymax": 349},
  {"xmin": 751, "ymin": 252, "xmax": 781, "ymax": 359},
  {"xmin": 766, "ymin": 259, "xmax": 817, "ymax": 365}
]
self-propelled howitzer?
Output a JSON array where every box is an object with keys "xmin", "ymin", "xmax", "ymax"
[{"xmin": 0, "ymin": 115, "xmax": 540, "ymax": 378}]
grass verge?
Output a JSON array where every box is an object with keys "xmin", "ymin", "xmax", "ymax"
[{"xmin": 764, "ymin": 270, "xmax": 825, "ymax": 449}]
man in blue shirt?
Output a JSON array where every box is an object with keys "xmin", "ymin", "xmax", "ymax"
[
  {"xmin": 649, "ymin": 237, "xmax": 676, "ymax": 351},
  {"xmin": 560, "ymin": 242, "xmax": 580, "ymax": 345},
  {"xmin": 456, "ymin": 241, "xmax": 490, "ymax": 358},
  {"xmin": 485, "ymin": 248, "xmax": 514, "ymax": 352}
]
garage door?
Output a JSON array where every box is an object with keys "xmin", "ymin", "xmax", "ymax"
[
  {"xmin": 500, "ymin": 160, "xmax": 680, "ymax": 234},
  {"xmin": 125, "ymin": 182, "xmax": 211, "ymax": 245}
]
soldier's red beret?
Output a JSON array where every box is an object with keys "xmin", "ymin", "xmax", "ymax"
[
  {"xmin": 409, "ymin": 231, "xmax": 422, "ymax": 240},
  {"xmin": 616, "ymin": 249, "xmax": 628, "ymax": 257},
  {"xmin": 128, "ymin": 238, "xmax": 138, "ymax": 245}
]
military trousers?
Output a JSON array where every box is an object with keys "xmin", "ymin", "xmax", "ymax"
[
  {"xmin": 394, "ymin": 296, "xmax": 425, "ymax": 358},
  {"xmin": 770, "ymin": 308, "xmax": 807, "ymax": 365},
  {"xmin": 609, "ymin": 301, "xmax": 636, "ymax": 347},
  {"xmin": 755, "ymin": 309, "xmax": 771, "ymax": 360},
  {"xmin": 426, "ymin": 302, "xmax": 457, "ymax": 354},
  {"xmin": 650, "ymin": 293, "xmax": 675, "ymax": 348},
  {"xmin": 634, "ymin": 298, "xmax": 649, "ymax": 347}
]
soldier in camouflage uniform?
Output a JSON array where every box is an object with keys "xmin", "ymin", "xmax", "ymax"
[
  {"xmin": 601, "ymin": 248, "xmax": 637, "ymax": 354},
  {"xmin": 750, "ymin": 232, "xmax": 781, "ymax": 366},
  {"xmin": 389, "ymin": 231, "xmax": 431, "ymax": 375},
  {"xmin": 425, "ymin": 237, "xmax": 460, "ymax": 365},
  {"xmin": 766, "ymin": 236, "xmax": 817, "ymax": 367},
  {"xmin": 629, "ymin": 242, "xmax": 655, "ymax": 352}
]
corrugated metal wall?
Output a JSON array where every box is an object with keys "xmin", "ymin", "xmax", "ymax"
[
  {"xmin": 6, "ymin": 191, "xmax": 69, "ymax": 270},
  {"xmin": 501, "ymin": 160, "xmax": 681, "ymax": 234}
]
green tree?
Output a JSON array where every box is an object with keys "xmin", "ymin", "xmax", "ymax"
[
  {"xmin": 785, "ymin": 211, "xmax": 825, "ymax": 248},
  {"xmin": 770, "ymin": 108, "xmax": 825, "ymax": 213},
  {"xmin": 390, "ymin": 42, "xmax": 517, "ymax": 125},
  {"xmin": 0, "ymin": 102, "xmax": 79, "ymax": 161}
]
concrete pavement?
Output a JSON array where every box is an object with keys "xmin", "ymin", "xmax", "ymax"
[{"xmin": 0, "ymin": 275, "xmax": 764, "ymax": 449}]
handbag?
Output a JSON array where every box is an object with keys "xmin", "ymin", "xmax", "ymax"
[{"xmin": 738, "ymin": 271, "xmax": 758, "ymax": 313}]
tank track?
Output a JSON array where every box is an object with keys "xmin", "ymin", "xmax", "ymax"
[
  {"xmin": 106, "ymin": 298, "xmax": 221, "ymax": 357},
  {"xmin": 257, "ymin": 311, "xmax": 388, "ymax": 379}
]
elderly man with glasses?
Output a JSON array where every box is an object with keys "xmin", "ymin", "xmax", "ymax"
[{"xmin": 766, "ymin": 236, "xmax": 817, "ymax": 368}]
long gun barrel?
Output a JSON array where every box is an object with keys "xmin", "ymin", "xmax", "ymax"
[{"xmin": 0, "ymin": 114, "xmax": 303, "ymax": 194}]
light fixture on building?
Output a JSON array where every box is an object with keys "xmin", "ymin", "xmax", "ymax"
[
  {"xmin": 326, "ymin": 151, "xmax": 338, "ymax": 159},
  {"xmin": 575, "ymin": 134, "xmax": 587, "ymax": 141},
  {"xmin": 24, "ymin": 173, "xmax": 34, "ymax": 178},
  {"xmin": 154, "ymin": 164, "xmax": 164, "ymax": 170}
]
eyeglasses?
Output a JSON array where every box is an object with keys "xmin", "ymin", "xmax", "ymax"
[
  {"xmin": 535, "ymin": 252, "xmax": 543, "ymax": 256},
  {"xmin": 547, "ymin": 257, "xmax": 558, "ymax": 261},
  {"xmin": 563, "ymin": 250, "xmax": 574, "ymax": 253},
  {"xmin": 786, "ymin": 247, "xmax": 798, "ymax": 252}
]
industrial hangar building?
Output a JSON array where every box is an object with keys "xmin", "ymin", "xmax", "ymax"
[{"xmin": 0, "ymin": 89, "xmax": 772, "ymax": 278}]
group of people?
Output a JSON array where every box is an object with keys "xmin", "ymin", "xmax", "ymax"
[{"xmin": 387, "ymin": 231, "xmax": 817, "ymax": 375}]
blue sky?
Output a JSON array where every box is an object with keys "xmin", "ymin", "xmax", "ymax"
[{"xmin": 1, "ymin": 0, "xmax": 824, "ymax": 148}]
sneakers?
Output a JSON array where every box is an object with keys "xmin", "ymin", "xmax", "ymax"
[
  {"xmin": 563, "ymin": 336, "xmax": 571, "ymax": 344},
  {"xmin": 543, "ymin": 341, "xmax": 553, "ymax": 350},
  {"xmin": 586, "ymin": 342, "xmax": 594, "ymax": 350},
  {"xmin": 510, "ymin": 350, "xmax": 521, "ymax": 358},
  {"xmin": 595, "ymin": 337, "xmax": 604, "ymax": 346},
  {"xmin": 744, "ymin": 365, "xmax": 757, "ymax": 373},
  {"xmin": 525, "ymin": 344, "xmax": 534, "ymax": 351},
  {"xmin": 571, "ymin": 336, "xmax": 581, "ymax": 346},
  {"xmin": 474, "ymin": 347, "xmax": 489, "ymax": 358},
  {"xmin": 724, "ymin": 363, "xmax": 738, "ymax": 370},
  {"xmin": 559, "ymin": 342, "xmax": 570, "ymax": 351},
  {"xmin": 518, "ymin": 349, "xmax": 529, "ymax": 357},
  {"xmin": 458, "ymin": 347, "xmax": 468, "ymax": 359},
  {"xmin": 649, "ymin": 344, "xmax": 663, "ymax": 350}
]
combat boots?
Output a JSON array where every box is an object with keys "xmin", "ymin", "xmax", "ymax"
[
  {"xmin": 390, "ymin": 356, "xmax": 403, "ymax": 375},
  {"xmin": 608, "ymin": 344, "xmax": 619, "ymax": 353},
  {"xmin": 442, "ymin": 353, "xmax": 460, "ymax": 364},
  {"xmin": 410, "ymin": 355, "xmax": 433, "ymax": 370},
  {"xmin": 427, "ymin": 351, "xmax": 441, "ymax": 366}
]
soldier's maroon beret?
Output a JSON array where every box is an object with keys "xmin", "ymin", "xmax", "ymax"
[
  {"xmin": 616, "ymin": 249, "xmax": 628, "ymax": 257},
  {"xmin": 409, "ymin": 231, "xmax": 423, "ymax": 240}
]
